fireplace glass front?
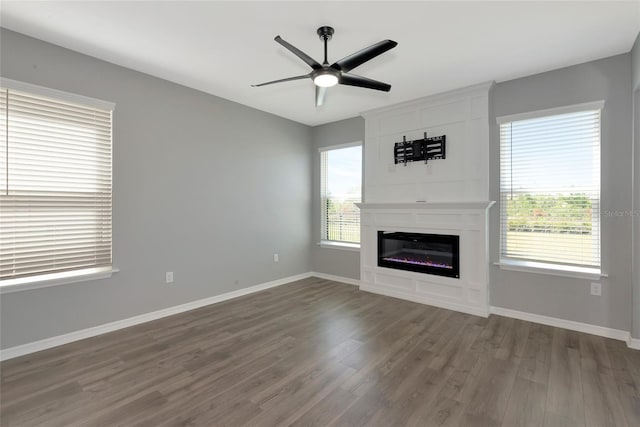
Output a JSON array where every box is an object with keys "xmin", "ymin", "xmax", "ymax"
[{"xmin": 377, "ymin": 231, "xmax": 460, "ymax": 278}]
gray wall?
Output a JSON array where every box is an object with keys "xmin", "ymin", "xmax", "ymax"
[
  {"xmin": 490, "ymin": 54, "xmax": 634, "ymax": 332},
  {"xmin": 632, "ymin": 33, "xmax": 640, "ymax": 338},
  {"xmin": 0, "ymin": 29, "xmax": 312, "ymax": 349},
  {"xmin": 310, "ymin": 117, "xmax": 364, "ymax": 280}
]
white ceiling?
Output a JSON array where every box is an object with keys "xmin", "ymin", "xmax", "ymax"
[{"xmin": 1, "ymin": 1, "xmax": 639, "ymax": 126}]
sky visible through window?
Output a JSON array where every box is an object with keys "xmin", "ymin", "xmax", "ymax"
[
  {"xmin": 504, "ymin": 110, "xmax": 600, "ymax": 194},
  {"xmin": 327, "ymin": 145, "xmax": 362, "ymax": 199}
]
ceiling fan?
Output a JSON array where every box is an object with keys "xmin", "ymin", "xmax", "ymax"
[{"xmin": 252, "ymin": 26, "xmax": 397, "ymax": 107}]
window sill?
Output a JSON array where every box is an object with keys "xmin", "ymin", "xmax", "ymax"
[
  {"xmin": 317, "ymin": 241, "xmax": 360, "ymax": 252},
  {"xmin": 495, "ymin": 260, "xmax": 606, "ymax": 280},
  {"xmin": 0, "ymin": 267, "xmax": 119, "ymax": 294}
]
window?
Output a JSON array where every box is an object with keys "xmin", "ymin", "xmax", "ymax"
[
  {"xmin": 498, "ymin": 102, "xmax": 602, "ymax": 273},
  {"xmin": 0, "ymin": 79, "xmax": 114, "ymax": 286},
  {"xmin": 320, "ymin": 142, "xmax": 362, "ymax": 246}
]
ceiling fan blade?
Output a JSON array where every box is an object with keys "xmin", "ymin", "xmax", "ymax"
[
  {"xmin": 331, "ymin": 39, "xmax": 397, "ymax": 73},
  {"xmin": 251, "ymin": 74, "xmax": 310, "ymax": 87},
  {"xmin": 340, "ymin": 73, "xmax": 391, "ymax": 92},
  {"xmin": 315, "ymin": 86, "xmax": 326, "ymax": 107},
  {"xmin": 275, "ymin": 36, "xmax": 322, "ymax": 70}
]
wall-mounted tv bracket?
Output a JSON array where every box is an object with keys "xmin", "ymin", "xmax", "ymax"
[{"xmin": 394, "ymin": 132, "xmax": 446, "ymax": 166}]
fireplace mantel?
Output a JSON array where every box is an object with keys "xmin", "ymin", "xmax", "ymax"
[{"xmin": 357, "ymin": 201, "xmax": 495, "ymax": 211}]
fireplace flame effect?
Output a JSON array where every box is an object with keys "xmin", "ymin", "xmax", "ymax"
[{"xmin": 382, "ymin": 256, "xmax": 453, "ymax": 269}]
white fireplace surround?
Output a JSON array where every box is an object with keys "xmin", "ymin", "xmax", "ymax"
[
  {"xmin": 358, "ymin": 202, "xmax": 494, "ymax": 317},
  {"xmin": 356, "ymin": 82, "xmax": 495, "ymax": 316}
]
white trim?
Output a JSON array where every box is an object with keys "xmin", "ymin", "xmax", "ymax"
[
  {"xmin": 310, "ymin": 272, "xmax": 360, "ymax": 286},
  {"xmin": 496, "ymin": 100, "xmax": 605, "ymax": 124},
  {"xmin": 490, "ymin": 306, "xmax": 630, "ymax": 342},
  {"xmin": 0, "ymin": 272, "xmax": 313, "ymax": 361},
  {"xmin": 628, "ymin": 337, "xmax": 640, "ymax": 350},
  {"xmin": 494, "ymin": 260, "xmax": 606, "ymax": 281},
  {"xmin": 1, "ymin": 77, "xmax": 115, "ymax": 111},
  {"xmin": 360, "ymin": 284, "xmax": 490, "ymax": 318},
  {"xmin": 318, "ymin": 140, "xmax": 362, "ymax": 152},
  {"xmin": 317, "ymin": 241, "xmax": 360, "ymax": 252},
  {"xmin": 0, "ymin": 268, "xmax": 119, "ymax": 294}
]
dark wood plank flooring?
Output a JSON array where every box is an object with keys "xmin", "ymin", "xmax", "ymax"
[{"xmin": 2, "ymin": 277, "xmax": 640, "ymax": 426}]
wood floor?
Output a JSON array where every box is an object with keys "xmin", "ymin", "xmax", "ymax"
[{"xmin": 1, "ymin": 277, "xmax": 640, "ymax": 427}]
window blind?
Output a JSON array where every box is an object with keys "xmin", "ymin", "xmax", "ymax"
[
  {"xmin": 499, "ymin": 108, "xmax": 601, "ymax": 268},
  {"xmin": 0, "ymin": 85, "xmax": 113, "ymax": 281},
  {"xmin": 320, "ymin": 144, "xmax": 362, "ymax": 244}
]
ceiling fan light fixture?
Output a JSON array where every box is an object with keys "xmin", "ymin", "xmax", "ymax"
[{"xmin": 313, "ymin": 72, "xmax": 339, "ymax": 88}]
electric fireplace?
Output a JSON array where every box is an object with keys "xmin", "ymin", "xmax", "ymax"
[{"xmin": 377, "ymin": 231, "xmax": 460, "ymax": 278}]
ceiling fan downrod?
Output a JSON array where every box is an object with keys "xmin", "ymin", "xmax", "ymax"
[{"xmin": 317, "ymin": 26, "xmax": 334, "ymax": 65}]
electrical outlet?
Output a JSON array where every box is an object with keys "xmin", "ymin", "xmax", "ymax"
[
  {"xmin": 166, "ymin": 272, "xmax": 174, "ymax": 284},
  {"xmin": 590, "ymin": 282, "xmax": 601, "ymax": 296},
  {"xmin": 273, "ymin": 253, "xmax": 279, "ymax": 263}
]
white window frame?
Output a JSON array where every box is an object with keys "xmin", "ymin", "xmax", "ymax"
[
  {"xmin": 0, "ymin": 78, "xmax": 117, "ymax": 293},
  {"xmin": 495, "ymin": 101, "xmax": 606, "ymax": 280},
  {"xmin": 319, "ymin": 141, "xmax": 362, "ymax": 250}
]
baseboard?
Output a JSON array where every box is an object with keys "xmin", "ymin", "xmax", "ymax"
[
  {"xmin": 0, "ymin": 272, "xmax": 313, "ymax": 361},
  {"xmin": 628, "ymin": 337, "xmax": 640, "ymax": 350},
  {"xmin": 4, "ymin": 272, "xmax": 637, "ymax": 361},
  {"xmin": 310, "ymin": 272, "xmax": 360, "ymax": 286},
  {"xmin": 490, "ymin": 306, "xmax": 631, "ymax": 343},
  {"xmin": 360, "ymin": 284, "xmax": 490, "ymax": 318}
]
